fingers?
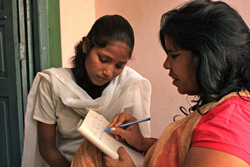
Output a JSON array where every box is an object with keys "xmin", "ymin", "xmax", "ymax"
[
  {"xmin": 117, "ymin": 147, "xmax": 130, "ymax": 160},
  {"xmin": 104, "ymin": 155, "xmax": 119, "ymax": 167},
  {"xmin": 110, "ymin": 127, "xmax": 122, "ymax": 140},
  {"xmin": 108, "ymin": 114, "xmax": 120, "ymax": 128},
  {"xmin": 109, "ymin": 126, "xmax": 132, "ymax": 140},
  {"xmin": 104, "ymin": 147, "xmax": 135, "ymax": 167},
  {"xmin": 117, "ymin": 147, "xmax": 135, "ymax": 167},
  {"xmin": 108, "ymin": 113, "xmax": 137, "ymax": 129},
  {"xmin": 113, "ymin": 113, "xmax": 131, "ymax": 127},
  {"xmin": 107, "ymin": 113, "xmax": 138, "ymax": 141}
]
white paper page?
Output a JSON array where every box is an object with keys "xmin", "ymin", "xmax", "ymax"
[{"xmin": 77, "ymin": 110, "xmax": 145, "ymax": 167}]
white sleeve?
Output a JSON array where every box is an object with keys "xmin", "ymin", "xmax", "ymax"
[{"xmin": 33, "ymin": 77, "xmax": 57, "ymax": 124}]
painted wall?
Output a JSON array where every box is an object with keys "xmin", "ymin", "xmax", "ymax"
[
  {"xmin": 60, "ymin": 0, "xmax": 95, "ymax": 67},
  {"xmin": 60, "ymin": 0, "xmax": 250, "ymax": 138}
]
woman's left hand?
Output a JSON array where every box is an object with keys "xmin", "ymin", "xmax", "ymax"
[{"xmin": 104, "ymin": 147, "xmax": 135, "ymax": 167}]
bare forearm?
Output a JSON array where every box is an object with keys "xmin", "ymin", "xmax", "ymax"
[
  {"xmin": 37, "ymin": 122, "xmax": 70, "ymax": 166},
  {"xmin": 136, "ymin": 138, "xmax": 156, "ymax": 152},
  {"xmin": 40, "ymin": 147, "xmax": 70, "ymax": 167}
]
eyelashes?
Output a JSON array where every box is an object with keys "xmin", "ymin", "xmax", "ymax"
[
  {"xmin": 98, "ymin": 55, "xmax": 125, "ymax": 69},
  {"xmin": 171, "ymin": 54, "xmax": 180, "ymax": 60}
]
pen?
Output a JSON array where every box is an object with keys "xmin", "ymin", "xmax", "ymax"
[{"xmin": 104, "ymin": 117, "xmax": 151, "ymax": 132}]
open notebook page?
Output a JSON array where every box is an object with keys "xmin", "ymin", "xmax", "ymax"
[{"xmin": 77, "ymin": 110, "xmax": 145, "ymax": 167}]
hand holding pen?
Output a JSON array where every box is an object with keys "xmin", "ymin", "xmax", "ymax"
[
  {"xmin": 106, "ymin": 112, "xmax": 151, "ymax": 151},
  {"xmin": 104, "ymin": 117, "xmax": 150, "ymax": 132}
]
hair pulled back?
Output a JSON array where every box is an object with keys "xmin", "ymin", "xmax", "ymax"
[{"xmin": 72, "ymin": 14, "xmax": 134, "ymax": 84}]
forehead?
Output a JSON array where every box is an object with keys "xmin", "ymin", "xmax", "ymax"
[
  {"xmin": 164, "ymin": 36, "xmax": 180, "ymax": 51},
  {"xmin": 96, "ymin": 41, "xmax": 131, "ymax": 61},
  {"xmin": 165, "ymin": 36, "xmax": 194, "ymax": 62}
]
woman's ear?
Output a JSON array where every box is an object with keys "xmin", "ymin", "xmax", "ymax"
[{"xmin": 82, "ymin": 38, "xmax": 89, "ymax": 54}]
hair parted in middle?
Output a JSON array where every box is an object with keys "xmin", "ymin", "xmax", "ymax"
[
  {"xmin": 160, "ymin": 0, "xmax": 250, "ymax": 106},
  {"xmin": 72, "ymin": 14, "xmax": 135, "ymax": 87}
]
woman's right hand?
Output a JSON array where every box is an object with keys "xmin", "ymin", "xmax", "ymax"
[{"xmin": 107, "ymin": 112, "xmax": 151, "ymax": 152}]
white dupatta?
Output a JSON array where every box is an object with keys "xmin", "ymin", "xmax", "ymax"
[{"xmin": 21, "ymin": 66, "xmax": 151, "ymax": 167}]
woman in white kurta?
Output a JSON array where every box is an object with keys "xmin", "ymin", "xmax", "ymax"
[{"xmin": 21, "ymin": 15, "xmax": 151, "ymax": 167}]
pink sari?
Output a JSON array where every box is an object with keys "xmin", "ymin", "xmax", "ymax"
[{"xmin": 71, "ymin": 140, "xmax": 104, "ymax": 167}]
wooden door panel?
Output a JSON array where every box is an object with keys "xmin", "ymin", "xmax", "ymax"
[
  {"xmin": 0, "ymin": 98, "xmax": 11, "ymax": 166},
  {"xmin": 0, "ymin": 0, "xmax": 22, "ymax": 166}
]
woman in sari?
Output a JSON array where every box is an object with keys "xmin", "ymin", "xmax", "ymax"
[{"xmin": 103, "ymin": 0, "xmax": 250, "ymax": 166}]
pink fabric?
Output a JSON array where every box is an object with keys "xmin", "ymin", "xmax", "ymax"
[
  {"xmin": 155, "ymin": 124, "xmax": 185, "ymax": 166},
  {"xmin": 192, "ymin": 96, "xmax": 250, "ymax": 164}
]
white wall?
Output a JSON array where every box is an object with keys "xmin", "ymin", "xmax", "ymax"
[{"xmin": 60, "ymin": 0, "xmax": 250, "ymax": 138}]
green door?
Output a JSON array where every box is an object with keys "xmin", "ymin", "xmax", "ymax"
[
  {"xmin": 0, "ymin": 0, "xmax": 24, "ymax": 166},
  {"xmin": 0, "ymin": 0, "xmax": 61, "ymax": 166}
]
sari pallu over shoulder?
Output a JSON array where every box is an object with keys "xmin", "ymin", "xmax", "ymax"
[{"xmin": 143, "ymin": 91, "xmax": 250, "ymax": 167}]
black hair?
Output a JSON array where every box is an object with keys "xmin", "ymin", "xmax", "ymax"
[
  {"xmin": 160, "ymin": 0, "xmax": 250, "ymax": 108},
  {"xmin": 71, "ymin": 14, "xmax": 134, "ymax": 96}
]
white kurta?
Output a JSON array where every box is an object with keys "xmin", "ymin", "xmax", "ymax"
[{"xmin": 21, "ymin": 66, "xmax": 151, "ymax": 167}]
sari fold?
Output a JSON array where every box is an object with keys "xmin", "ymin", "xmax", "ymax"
[{"xmin": 143, "ymin": 91, "xmax": 249, "ymax": 167}]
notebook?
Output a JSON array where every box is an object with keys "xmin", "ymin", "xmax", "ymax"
[{"xmin": 76, "ymin": 109, "xmax": 145, "ymax": 167}]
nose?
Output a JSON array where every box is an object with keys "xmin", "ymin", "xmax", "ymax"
[
  {"xmin": 103, "ymin": 65, "xmax": 114, "ymax": 77},
  {"xmin": 163, "ymin": 56, "xmax": 171, "ymax": 69}
]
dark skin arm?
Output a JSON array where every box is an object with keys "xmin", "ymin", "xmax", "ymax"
[{"xmin": 37, "ymin": 121, "xmax": 70, "ymax": 167}]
